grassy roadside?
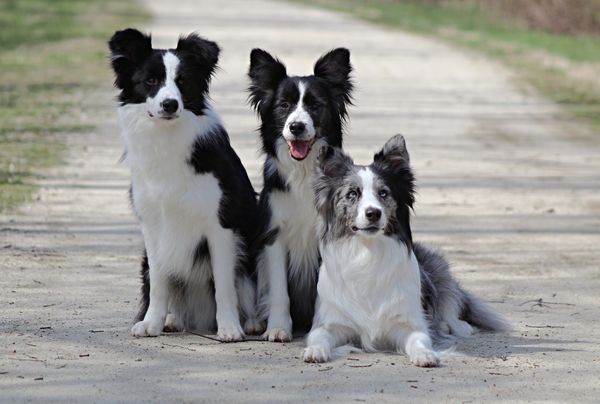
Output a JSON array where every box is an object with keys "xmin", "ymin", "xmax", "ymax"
[
  {"xmin": 0, "ymin": 0, "xmax": 148, "ymax": 212},
  {"xmin": 291, "ymin": 0, "xmax": 600, "ymax": 133}
]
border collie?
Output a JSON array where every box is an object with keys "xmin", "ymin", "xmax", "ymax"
[
  {"xmin": 248, "ymin": 48, "xmax": 353, "ymax": 341},
  {"xmin": 304, "ymin": 135, "xmax": 509, "ymax": 366},
  {"xmin": 109, "ymin": 28, "xmax": 260, "ymax": 340}
]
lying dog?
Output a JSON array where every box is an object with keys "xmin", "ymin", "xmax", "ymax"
[
  {"xmin": 304, "ymin": 135, "xmax": 508, "ymax": 366},
  {"xmin": 109, "ymin": 29, "xmax": 260, "ymax": 340}
]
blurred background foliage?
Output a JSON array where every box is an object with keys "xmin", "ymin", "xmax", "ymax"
[
  {"xmin": 297, "ymin": 0, "xmax": 600, "ymax": 135},
  {"xmin": 1, "ymin": 0, "xmax": 598, "ymax": 212},
  {"xmin": 430, "ymin": 0, "xmax": 600, "ymax": 36},
  {"xmin": 0, "ymin": 0, "xmax": 147, "ymax": 211}
]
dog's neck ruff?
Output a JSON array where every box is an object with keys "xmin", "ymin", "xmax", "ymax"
[
  {"xmin": 317, "ymin": 235, "xmax": 422, "ymax": 348},
  {"xmin": 321, "ymin": 235, "xmax": 412, "ymax": 280},
  {"xmin": 117, "ymin": 102, "xmax": 222, "ymax": 165}
]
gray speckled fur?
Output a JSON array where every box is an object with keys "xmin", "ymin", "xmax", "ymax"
[
  {"xmin": 315, "ymin": 135, "xmax": 509, "ymax": 347},
  {"xmin": 414, "ymin": 242, "xmax": 509, "ymax": 346}
]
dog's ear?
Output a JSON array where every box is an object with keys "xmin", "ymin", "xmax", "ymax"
[
  {"xmin": 176, "ymin": 33, "xmax": 220, "ymax": 76},
  {"xmin": 373, "ymin": 134, "xmax": 410, "ymax": 169},
  {"xmin": 373, "ymin": 135, "xmax": 415, "ymax": 248},
  {"xmin": 373, "ymin": 134, "xmax": 415, "ymax": 211},
  {"xmin": 108, "ymin": 28, "xmax": 152, "ymax": 89},
  {"xmin": 314, "ymin": 48, "xmax": 353, "ymax": 117},
  {"xmin": 248, "ymin": 49, "xmax": 287, "ymax": 115},
  {"xmin": 314, "ymin": 146, "xmax": 351, "ymax": 220},
  {"xmin": 316, "ymin": 145, "xmax": 353, "ymax": 178}
]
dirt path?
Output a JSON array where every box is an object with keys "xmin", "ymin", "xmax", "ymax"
[{"xmin": 2, "ymin": 0, "xmax": 599, "ymax": 401}]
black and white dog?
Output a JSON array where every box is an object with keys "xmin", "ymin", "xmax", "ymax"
[
  {"xmin": 304, "ymin": 135, "xmax": 508, "ymax": 366},
  {"xmin": 109, "ymin": 29, "xmax": 260, "ymax": 340},
  {"xmin": 248, "ymin": 48, "xmax": 353, "ymax": 341}
]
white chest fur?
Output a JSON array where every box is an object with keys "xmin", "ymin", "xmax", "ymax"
[
  {"xmin": 118, "ymin": 104, "xmax": 223, "ymax": 276},
  {"xmin": 317, "ymin": 236, "xmax": 423, "ymax": 348},
  {"xmin": 268, "ymin": 138, "xmax": 328, "ymax": 277}
]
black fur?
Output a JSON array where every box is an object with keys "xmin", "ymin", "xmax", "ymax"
[
  {"xmin": 248, "ymin": 48, "xmax": 353, "ymax": 333},
  {"xmin": 187, "ymin": 126, "xmax": 260, "ymax": 275},
  {"xmin": 109, "ymin": 29, "xmax": 219, "ymax": 115},
  {"xmin": 371, "ymin": 135, "xmax": 415, "ymax": 249},
  {"xmin": 248, "ymin": 47, "xmax": 352, "ymax": 158},
  {"xmin": 262, "ymin": 160, "xmax": 288, "ymax": 193},
  {"xmin": 193, "ymin": 238, "xmax": 210, "ymax": 266},
  {"xmin": 136, "ymin": 252, "xmax": 150, "ymax": 322}
]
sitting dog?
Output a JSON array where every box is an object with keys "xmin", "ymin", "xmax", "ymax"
[
  {"xmin": 304, "ymin": 135, "xmax": 508, "ymax": 366},
  {"xmin": 247, "ymin": 48, "xmax": 353, "ymax": 341},
  {"xmin": 109, "ymin": 29, "xmax": 260, "ymax": 340}
]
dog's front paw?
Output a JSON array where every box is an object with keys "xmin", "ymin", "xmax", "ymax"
[
  {"xmin": 243, "ymin": 318, "xmax": 265, "ymax": 335},
  {"xmin": 262, "ymin": 327, "xmax": 292, "ymax": 342},
  {"xmin": 217, "ymin": 323, "xmax": 245, "ymax": 342},
  {"xmin": 131, "ymin": 320, "xmax": 163, "ymax": 337},
  {"xmin": 303, "ymin": 345, "xmax": 331, "ymax": 363},
  {"xmin": 410, "ymin": 349, "xmax": 440, "ymax": 368}
]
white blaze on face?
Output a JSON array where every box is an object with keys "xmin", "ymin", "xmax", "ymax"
[
  {"xmin": 147, "ymin": 51, "xmax": 183, "ymax": 119},
  {"xmin": 283, "ymin": 81, "xmax": 317, "ymax": 160},
  {"xmin": 355, "ymin": 168, "xmax": 386, "ymax": 230}
]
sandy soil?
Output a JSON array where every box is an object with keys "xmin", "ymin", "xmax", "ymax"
[{"xmin": 1, "ymin": 0, "xmax": 599, "ymax": 402}]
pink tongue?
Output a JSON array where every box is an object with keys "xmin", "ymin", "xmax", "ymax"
[{"xmin": 289, "ymin": 140, "xmax": 312, "ymax": 160}]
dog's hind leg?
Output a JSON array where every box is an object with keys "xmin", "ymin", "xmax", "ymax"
[
  {"xmin": 238, "ymin": 274, "xmax": 263, "ymax": 335},
  {"xmin": 441, "ymin": 296, "xmax": 473, "ymax": 338},
  {"xmin": 135, "ymin": 251, "xmax": 150, "ymax": 322},
  {"xmin": 163, "ymin": 279, "xmax": 186, "ymax": 333}
]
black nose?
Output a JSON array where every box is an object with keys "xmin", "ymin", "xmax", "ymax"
[
  {"xmin": 289, "ymin": 121, "xmax": 306, "ymax": 135},
  {"xmin": 365, "ymin": 207, "xmax": 382, "ymax": 222},
  {"xmin": 161, "ymin": 99, "xmax": 179, "ymax": 114}
]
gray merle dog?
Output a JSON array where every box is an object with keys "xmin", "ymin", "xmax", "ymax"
[{"xmin": 304, "ymin": 135, "xmax": 509, "ymax": 366}]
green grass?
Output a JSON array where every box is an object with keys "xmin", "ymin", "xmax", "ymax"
[
  {"xmin": 292, "ymin": 0, "xmax": 600, "ymax": 132},
  {"xmin": 0, "ymin": 0, "xmax": 148, "ymax": 212}
]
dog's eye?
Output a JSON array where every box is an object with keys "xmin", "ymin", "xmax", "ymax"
[
  {"xmin": 280, "ymin": 102, "xmax": 290, "ymax": 110},
  {"xmin": 145, "ymin": 78, "xmax": 158, "ymax": 86},
  {"xmin": 176, "ymin": 77, "xmax": 184, "ymax": 86},
  {"xmin": 378, "ymin": 189, "xmax": 388, "ymax": 199},
  {"xmin": 347, "ymin": 190, "xmax": 357, "ymax": 200}
]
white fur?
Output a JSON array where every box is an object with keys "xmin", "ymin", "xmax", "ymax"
[
  {"xmin": 258, "ymin": 134, "xmax": 327, "ymax": 341},
  {"xmin": 210, "ymin": 227, "xmax": 244, "ymax": 341},
  {"xmin": 147, "ymin": 52, "xmax": 184, "ymax": 119},
  {"xmin": 355, "ymin": 168, "xmax": 386, "ymax": 232},
  {"xmin": 303, "ymin": 235, "xmax": 440, "ymax": 367},
  {"xmin": 282, "ymin": 81, "xmax": 316, "ymax": 141},
  {"xmin": 118, "ymin": 99, "xmax": 246, "ymax": 340}
]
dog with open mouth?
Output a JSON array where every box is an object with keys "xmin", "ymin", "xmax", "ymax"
[
  {"xmin": 304, "ymin": 135, "xmax": 509, "ymax": 366},
  {"xmin": 248, "ymin": 48, "xmax": 353, "ymax": 341}
]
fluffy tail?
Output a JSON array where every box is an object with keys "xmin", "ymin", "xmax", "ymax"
[{"xmin": 462, "ymin": 291, "xmax": 511, "ymax": 333}]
